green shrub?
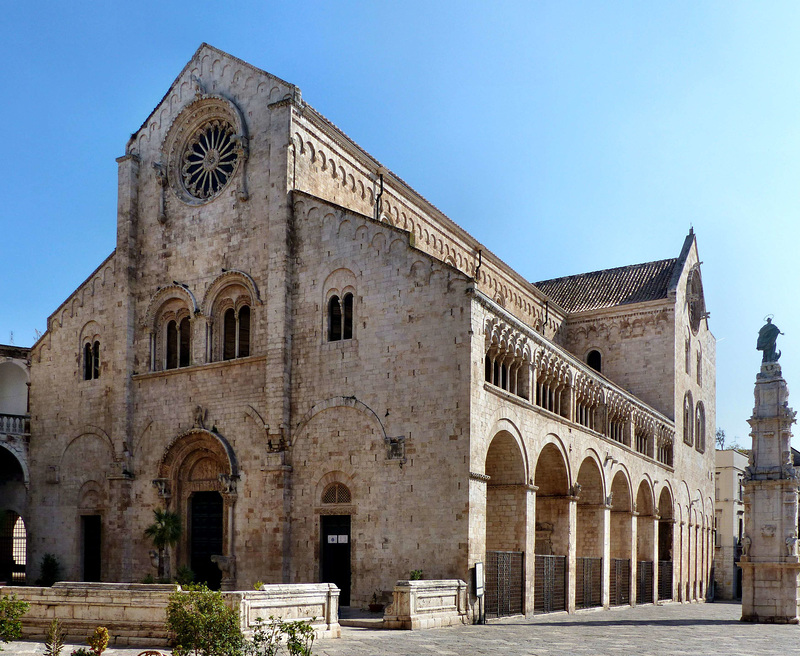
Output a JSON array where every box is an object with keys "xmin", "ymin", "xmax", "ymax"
[
  {"xmin": 409, "ymin": 569, "xmax": 424, "ymax": 580},
  {"xmin": 44, "ymin": 617, "xmax": 66, "ymax": 656},
  {"xmin": 167, "ymin": 584, "xmax": 243, "ymax": 656},
  {"xmin": 0, "ymin": 593, "xmax": 30, "ymax": 651},
  {"xmin": 175, "ymin": 565, "xmax": 194, "ymax": 586},
  {"xmin": 69, "ymin": 649, "xmax": 93, "ymax": 656},
  {"xmin": 243, "ymin": 617, "xmax": 315, "ymax": 656},
  {"xmin": 36, "ymin": 554, "xmax": 62, "ymax": 587},
  {"xmin": 87, "ymin": 626, "xmax": 109, "ymax": 655},
  {"xmin": 141, "ymin": 574, "xmax": 155, "ymax": 584}
]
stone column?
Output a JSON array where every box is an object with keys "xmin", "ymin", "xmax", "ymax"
[
  {"xmin": 567, "ymin": 496, "xmax": 578, "ymax": 613},
  {"xmin": 524, "ymin": 484, "xmax": 537, "ymax": 615},
  {"xmin": 630, "ymin": 510, "xmax": 639, "ymax": 605},
  {"xmin": 741, "ymin": 360, "xmax": 800, "ymax": 623},
  {"xmin": 602, "ymin": 502, "xmax": 611, "ymax": 608}
]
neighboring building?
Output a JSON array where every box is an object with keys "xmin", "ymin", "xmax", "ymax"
[
  {"xmin": 0, "ymin": 344, "xmax": 30, "ymax": 584},
  {"xmin": 23, "ymin": 44, "xmax": 715, "ymax": 616},
  {"xmin": 713, "ymin": 448, "xmax": 747, "ymax": 600}
]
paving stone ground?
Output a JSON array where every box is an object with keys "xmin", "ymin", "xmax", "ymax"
[{"xmin": 5, "ymin": 602, "xmax": 800, "ymax": 656}]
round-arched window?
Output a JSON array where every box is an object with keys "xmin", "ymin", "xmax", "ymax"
[
  {"xmin": 321, "ymin": 482, "xmax": 352, "ymax": 504},
  {"xmin": 587, "ymin": 349, "xmax": 602, "ymax": 373}
]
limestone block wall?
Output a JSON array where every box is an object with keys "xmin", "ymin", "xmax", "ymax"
[
  {"xmin": 288, "ymin": 194, "xmax": 473, "ymax": 605},
  {"xmin": 289, "ymin": 106, "xmax": 567, "ymax": 345},
  {"xmin": 563, "ymin": 303, "xmax": 675, "ymax": 419}
]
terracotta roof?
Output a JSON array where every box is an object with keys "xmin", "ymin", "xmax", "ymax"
[{"xmin": 534, "ymin": 258, "xmax": 678, "ymax": 313}]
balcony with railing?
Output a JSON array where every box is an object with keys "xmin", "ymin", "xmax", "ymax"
[{"xmin": 0, "ymin": 413, "xmax": 29, "ymax": 436}]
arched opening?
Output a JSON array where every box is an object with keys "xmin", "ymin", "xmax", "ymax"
[
  {"xmin": 575, "ymin": 457, "xmax": 604, "ymax": 609},
  {"xmin": 320, "ymin": 482, "xmax": 353, "ymax": 606},
  {"xmin": 158, "ymin": 431, "xmax": 238, "ymax": 590},
  {"xmin": 533, "ymin": 443, "xmax": 569, "ymax": 613},
  {"xmin": 484, "ymin": 432, "xmax": 526, "ymax": 617},
  {"xmin": 0, "ymin": 362, "xmax": 28, "ymax": 415},
  {"xmin": 657, "ymin": 488, "xmax": 674, "ymax": 600},
  {"xmin": 0, "ymin": 512, "xmax": 26, "ymax": 585},
  {"xmin": 587, "ymin": 350, "xmax": 601, "ymax": 373},
  {"xmin": 635, "ymin": 481, "xmax": 655, "ymax": 605},
  {"xmin": 0, "ymin": 447, "xmax": 26, "ymax": 584},
  {"xmin": 609, "ymin": 471, "xmax": 632, "ymax": 606},
  {"xmin": 328, "ymin": 296, "xmax": 342, "ymax": 341}
]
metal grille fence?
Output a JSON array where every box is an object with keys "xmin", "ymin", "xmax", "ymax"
[
  {"xmin": 576, "ymin": 557, "xmax": 603, "ymax": 609},
  {"xmin": 637, "ymin": 560, "xmax": 654, "ymax": 605},
  {"xmin": 534, "ymin": 554, "xmax": 566, "ymax": 614},
  {"xmin": 658, "ymin": 560, "xmax": 673, "ymax": 600},
  {"xmin": 485, "ymin": 551, "xmax": 524, "ymax": 618},
  {"xmin": 610, "ymin": 558, "xmax": 630, "ymax": 606}
]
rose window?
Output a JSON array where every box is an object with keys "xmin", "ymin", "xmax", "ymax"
[{"xmin": 181, "ymin": 119, "xmax": 239, "ymax": 200}]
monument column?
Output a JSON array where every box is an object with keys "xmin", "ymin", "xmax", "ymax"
[{"xmin": 741, "ymin": 319, "xmax": 800, "ymax": 623}]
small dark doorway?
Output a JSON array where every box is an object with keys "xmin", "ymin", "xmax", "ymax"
[
  {"xmin": 321, "ymin": 515, "xmax": 351, "ymax": 605},
  {"xmin": 81, "ymin": 515, "xmax": 102, "ymax": 581},
  {"xmin": 190, "ymin": 491, "xmax": 223, "ymax": 590}
]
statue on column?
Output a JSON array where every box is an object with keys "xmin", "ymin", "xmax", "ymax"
[{"xmin": 757, "ymin": 317, "xmax": 783, "ymax": 363}]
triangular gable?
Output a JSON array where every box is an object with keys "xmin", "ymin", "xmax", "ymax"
[{"xmin": 129, "ymin": 43, "xmax": 298, "ymax": 146}]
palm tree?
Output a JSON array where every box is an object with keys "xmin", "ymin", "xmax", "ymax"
[{"xmin": 144, "ymin": 509, "xmax": 182, "ymax": 581}]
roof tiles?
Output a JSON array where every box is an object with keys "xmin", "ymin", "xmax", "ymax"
[{"xmin": 534, "ymin": 258, "xmax": 678, "ymax": 314}]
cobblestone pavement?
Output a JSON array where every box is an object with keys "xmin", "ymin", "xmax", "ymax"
[{"xmin": 5, "ymin": 602, "xmax": 800, "ymax": 656}]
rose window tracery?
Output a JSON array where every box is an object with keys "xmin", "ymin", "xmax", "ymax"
[{"xmin": 181, "ymin": 119, "xmax": 239, "ymax": 200}]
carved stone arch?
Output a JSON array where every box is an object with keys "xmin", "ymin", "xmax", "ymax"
[
  {"xmin": 483, "ymin": 417, "xmax": 530, "ymax": 482},
  {"xmin": 59, "ymin": 428, "xmax": 115, "ymax": 472},
  {"xmin": 144, "ymin": 285, "xmax": 199, "ymax": 330},
  {"xmin": 157, "ymin": 429, "xmax": 239, "ymax": 589},
  {"xmin": 159, "ymin": 429, "xmax": 239, "ymax": 480},
  {"xmin": 534, "ymin": 434, "xmax": 572, "ymax": 494},
  {"xmin": 315, "ymin": 470, "xmax": 357, "ymax": 506},
  {"xmin": 78, "ymin": 479, "xmax": 105, "ymax": 511},
  {"xmin": 294, "ymin": 396, "xmax": 387, "ymax": 444},
  {"xmin": 576, "ymin": 448, "xmax": 607, "ymax": 500},
  {"xmin": 658, "ymin": 483, "xmax": 675, "ymax": 519},
  {"xmin": 609, "ymin": 468, "xmax": 633, "ymax": 512},
  {"xmin": 202, "ymin": 270, "xmax": 261, "ymax": 313},
  {"xmin": 0, "ymin": 442, "xmax": 29, "ymax": 487}
]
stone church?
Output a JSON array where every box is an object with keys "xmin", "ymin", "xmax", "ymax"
[{"xmin": 20, "ymin": 44, "xmax": 715, "ymax": 616}]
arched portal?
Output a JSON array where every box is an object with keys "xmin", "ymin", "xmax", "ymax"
[
  {"xmin": 0, "ymin": 446, "xmax": 26, "ymax": 584},
  {"xmin": 635, "ymin": 481, "xmax": 655, "ymax": 605},
  {"xmin": 657, "ymin": 487, "xmax": 674, "ymax": 600},
  {"xmin": 575, "ymin": 457, "xmax": 604, "ymax": 609},
  {"xmin": 533, "ymin": 442, "xmax": 570, "ymax": 614},
  {"xmin": 609, "ymin": 471, "xmax": 633, "ymax": 606},
  {"xmin": 484, "ymin": 431, "xmax": 527, "ymax": 617},
  {"xmin": 157, "ymin": 430, "xmax": 238, "ymax": 590}
]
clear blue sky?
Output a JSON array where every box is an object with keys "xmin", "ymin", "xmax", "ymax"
[{"xmin": 3, "ymin": 1, "xmax": 799, "ymax": 447}]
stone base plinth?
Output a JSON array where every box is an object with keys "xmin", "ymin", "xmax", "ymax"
[
  {"xmin": 383, "ymin": 579, "xmax": 469, "ymax": 629},
  {"xmin": 740, "ymin": 562, "xmax": 800, "ymax": 623}
]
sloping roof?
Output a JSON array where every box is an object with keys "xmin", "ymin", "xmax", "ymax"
[{"xmin": 534, "ymin": 258, "xmax": 678, "ymax": 314}]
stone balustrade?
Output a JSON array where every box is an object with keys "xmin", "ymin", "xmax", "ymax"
[
  {"xmin": 383, "ymin": 579, "xmax": 469, "ymax": 629},
  {"xmin": 1, "ymin": 581, "xmax": 340, "ymax": 646},
  {"xmin": 0, "ymin": 413, "xmax": 28, "ymax": 435}
]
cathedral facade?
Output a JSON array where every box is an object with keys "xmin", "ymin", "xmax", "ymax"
[{"xmin": 23, "ymin": 44, "xmax": 714, "ymax": 615}]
